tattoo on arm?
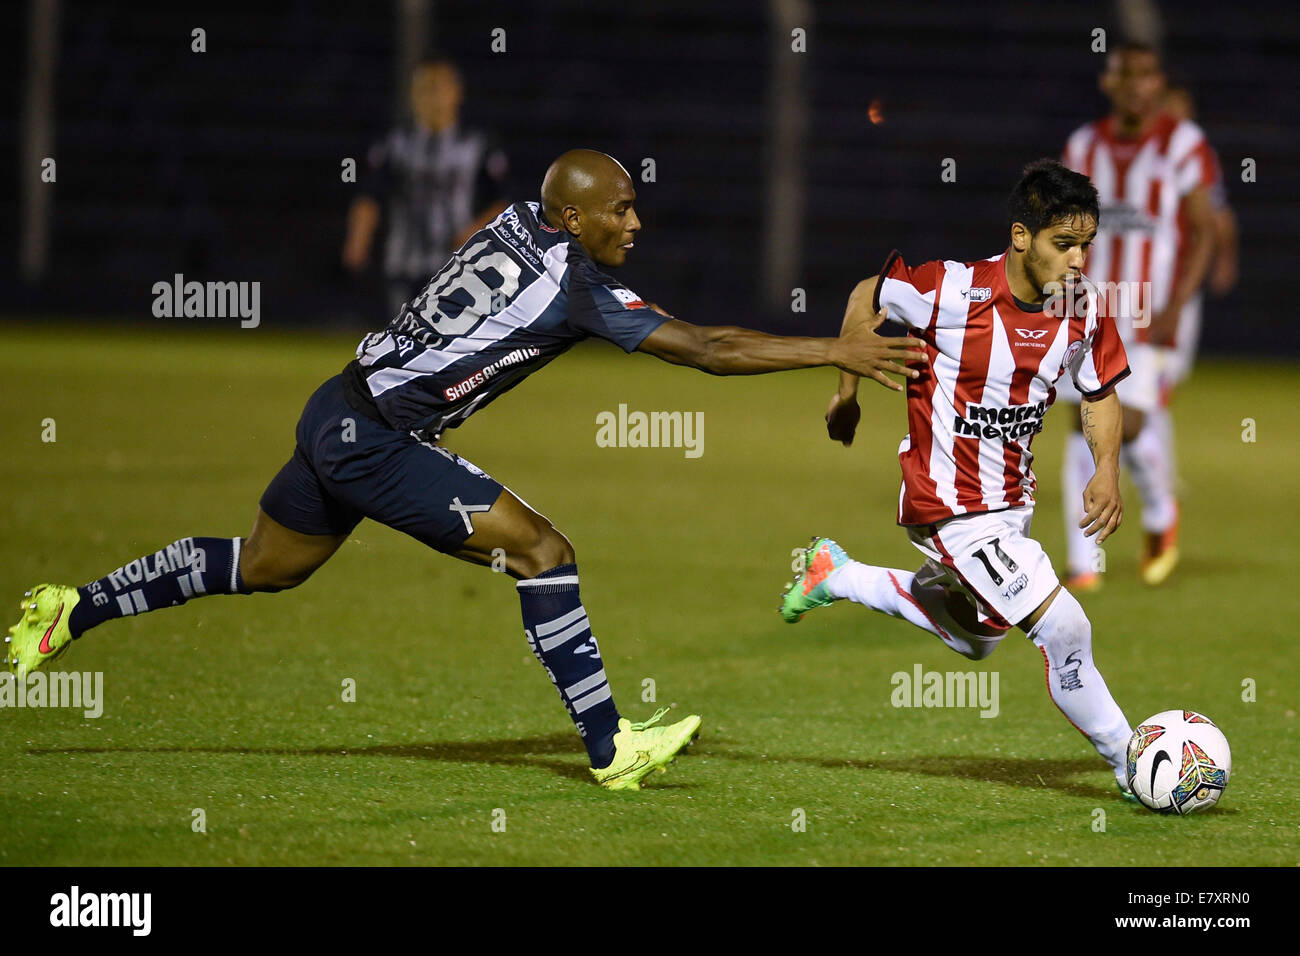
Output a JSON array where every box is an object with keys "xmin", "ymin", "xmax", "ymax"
[{"xmin": 1080, "ymin": 401, "xmax": 1098, "ymax": 455}]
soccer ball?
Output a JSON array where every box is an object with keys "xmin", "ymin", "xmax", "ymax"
[{"xmin": 1126, "ymin": 710, "xmax": 1231, "ymax": 814}]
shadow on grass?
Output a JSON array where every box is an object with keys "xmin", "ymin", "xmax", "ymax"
[
  {"xmin": 704, "ymin": 744, "xmax": 1127, "ymax": 800},
  {"xmin": 29, "ymin": 735, "xmax": 1145, "ymax": 799},
  {"xmin": 28, "ymin": 734, "xmax": 594, "ymax": 783}
]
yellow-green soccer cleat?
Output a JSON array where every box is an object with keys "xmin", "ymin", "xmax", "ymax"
[
  {"xmin": 590, "ymin": 707, "xmax": 702, "ymax": 792},
  {"xmin": 6, "ymin": 584, "xmax": 80, "ymax": 677}
]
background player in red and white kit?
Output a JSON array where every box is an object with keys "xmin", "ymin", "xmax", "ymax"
[
  {"xmin": 1144, "ymin": 84, "xmax": 1241, "ymax": 546},
  {"xmin": 780, "ymin": 160, "xmax": 1138, "ymax": 798},
  {"xmin": 1056, "ymin": 43, "xmax": 1218, "ymax": 590},
  {"xmin": 1162, "ymin": 84, "xmax": 1239, "ymax": 305}
]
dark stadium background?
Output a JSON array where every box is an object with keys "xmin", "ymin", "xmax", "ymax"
[{"xmin": 3, "ymin": 0, "xmax": 1297, "ymax": 354}]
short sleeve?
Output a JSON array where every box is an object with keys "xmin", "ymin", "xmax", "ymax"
[
  {"xmin": 1070, "ymin": 310, "xmax": 1130, "ymax": 398},
  {"xmin": 873, "ymin": 250, "xmax": 942, "ymax": 331},
  {"xmin": 567, "ymin": 257, "xmax": 668, "ymax": 353},
  {"xmin": 1172, "ymin": 122, "xmax": 1217, "ymax": 198}
]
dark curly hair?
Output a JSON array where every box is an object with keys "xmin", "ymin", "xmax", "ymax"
[{"xmin": 1008, "ymin": 159, "xmax": 1100, "ymax": 234}]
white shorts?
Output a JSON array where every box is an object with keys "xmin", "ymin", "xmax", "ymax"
[
  {"xmin": 1055, "ymin": 342, "xmax": 1160, "ymax": 414},
  {"xmin": 906, "ymin": 507, "xmax": 1060, "ymax": 631}
]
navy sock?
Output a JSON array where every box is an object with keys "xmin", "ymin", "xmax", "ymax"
[
  {"xmin": 517, "ymin": 564, "xmax": 621, "ymax": 768},
  {"xmin": 68, "ymin": 537, "xmax": 251, "ymax": 638}
]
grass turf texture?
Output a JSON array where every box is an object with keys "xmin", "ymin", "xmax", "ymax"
[{"xmin": 1, "ymin": 322, "xmax": 1295, "ymax": 866}]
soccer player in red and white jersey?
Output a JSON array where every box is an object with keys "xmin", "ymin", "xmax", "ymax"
[
  {"xmin": 1055, "ymin": 43, "xmax": 1218, "ymax": 590},
  {"xmin": 779, "ymin": 160, "xmax": 1138, "ymax": 798}
]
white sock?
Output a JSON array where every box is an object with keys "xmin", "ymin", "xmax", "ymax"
[
  {"xmin": 1027, "ymin": 589, "xmax": 1131, "ymax": 781},
  {"xmin": 1062, "ymin": 430, "xmax": 1099, "ymax": 576},
  {"xmin": 826, "ymin": 561, "xmax": 1001, "ymax": 660},
  {"xmin": 1123, "ymin": 420, "xmax": 1177, "ymax": 534},
  {"xmin": 1149, "ymin": 401, "xmax": 1179, "ymax": 502}
]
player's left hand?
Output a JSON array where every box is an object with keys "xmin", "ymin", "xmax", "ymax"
[
  {"xmin": 648, "ymin": 302, "xmax": 675, "ymax": 319},
  {"xmin": 1080, "ymin": 467, "xmax": 1123, "ymax": 542}
]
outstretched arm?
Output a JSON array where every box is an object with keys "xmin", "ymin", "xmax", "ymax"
[
  {"xmin": 826, "ymin": 276, "xmax": 907, "ymax": 446},
  {"xmin": 636, "ymin": 288, "xmax": 924, "ymax": 384},
  {"xmin": 1079, "ymin": 389, "xmax": 1124, "ymax": 543}
]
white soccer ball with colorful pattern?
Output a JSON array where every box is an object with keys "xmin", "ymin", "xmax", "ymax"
[{"xmin": 1126, "ymin": 710, "xmax": 1231, "ymax": 814}]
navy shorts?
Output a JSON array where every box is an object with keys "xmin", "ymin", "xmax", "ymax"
[{"xmin": 259, "ymin": 374, "xmax": 505, "ymax": 553}]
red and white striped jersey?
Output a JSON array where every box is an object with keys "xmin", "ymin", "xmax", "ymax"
[
  {"xmin": 1062, "ymin": 113, "xmax": 1217, "ymax": 344},
  {"xmin": 874, "ymin": 251, "xmax": 1129, "ymax": 526}
]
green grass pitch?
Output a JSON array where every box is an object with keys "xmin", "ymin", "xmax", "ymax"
[{"xmin": 1, "ymin": 322, "xmax": 1295, "ymax": 866}]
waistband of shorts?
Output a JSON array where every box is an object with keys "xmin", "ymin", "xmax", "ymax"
[
  {"xmin": 338, "ymin": 362, "xmax": 389, "ymax": 427},
  {"xmin": 338, "ymin": 362, "xmax": 445, "ymax": 443},
  {"xmin": 903, "ymin": 505, "xmax": 1034, "ymax": 539}
]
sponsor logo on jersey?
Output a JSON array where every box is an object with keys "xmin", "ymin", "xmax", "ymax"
[
  {"xmin": 1012, "ymin": 327, "xmax": 1050, "ymax": 349},
  {"xmin": 610, "ymin": 287, "xmax": 647, "ymax": 309},
  {"xmin": 443, "ymin": 347, "xmax": 541, "ymax": 401},
  {"xmin": 953, "ymin": 400, "xmax": 1048, "ymax": 442},
  {"xmin": 493, "ymin": 205, "xmax": 544, "ymax": 270},
  {"xmin": 962, "ymin": 287, "xmax": 992, "ymax": 302}
]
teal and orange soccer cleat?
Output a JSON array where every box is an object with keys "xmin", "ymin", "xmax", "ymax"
[
  {"xmin": 590, "ymin": 708, "xmax": 702, "ymax": 792},
  {"xmin": 6, "ymin": 584, "xmax": 80, "ymax": 678},
  {"xmin": 780, "ymin": 536, "xmax": 851, "ymax": 623}
]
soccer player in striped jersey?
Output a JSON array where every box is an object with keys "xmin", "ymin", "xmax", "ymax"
[
  {"xmin": 1055, "ymin": 43, "xmax": 1218, "ymax": 590},
  {"xmin": 781, "ymin": 160, "xmax": 1140, "ymax": 799},
  {"xmin": 8, "ymin": 149, "xmax": 927, "ymax": 792}
]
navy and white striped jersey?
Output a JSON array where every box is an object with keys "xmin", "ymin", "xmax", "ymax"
[
  {"xmin": 362, "ymin": 123, "xmax": 509, "ymax": 281},
  {"xmin": 340, "ymin": 201, "xmax": 667, "ymax": 438}
]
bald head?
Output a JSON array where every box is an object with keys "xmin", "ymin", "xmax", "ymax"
[
  {"xmin": 541, "ymin": 150, "xmax": 632, "ymax": 219},
  {"xmin": 540, "ymin": 149, "xmax": 641, "ymax": 267}
]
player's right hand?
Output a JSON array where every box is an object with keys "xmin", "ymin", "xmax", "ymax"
[
  {"xmin": 826, "ymin": 392, "xmax": 861, "ymax": 446},
  {"xmin": 831, "ymin": 306, "xmax": 928, "ymax": 392}
]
